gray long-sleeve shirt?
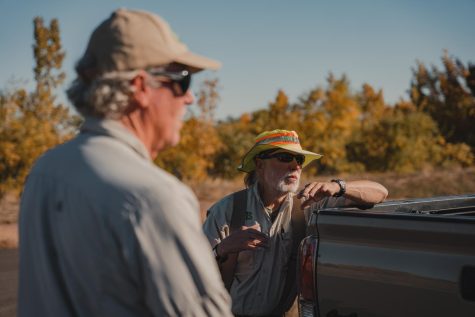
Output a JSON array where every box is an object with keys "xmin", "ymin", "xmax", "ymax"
[{"xmin": 18, "ymin": 118, "xmax": 232, "ymax": 317}]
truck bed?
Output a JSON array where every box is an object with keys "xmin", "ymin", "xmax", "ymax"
[{"xmin": 299, "ymin": 194, "xmax": 475, "ymax": 317}]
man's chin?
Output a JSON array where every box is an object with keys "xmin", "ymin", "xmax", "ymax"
[{"xmin": 277, "ymin": 181, "xmax": 300, "ymax": 193}]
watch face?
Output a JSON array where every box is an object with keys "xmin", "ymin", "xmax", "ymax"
[
  {"xmin": 332, "ymin": 179, "xmax": 346, "ymax": 197},
  {"xmin": 340, "ymin": 180, "xmax": 346, "ymax": 190}
]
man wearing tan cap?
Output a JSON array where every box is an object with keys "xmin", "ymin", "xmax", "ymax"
[
  {"xmin": 203, "ymin": 130, "xmax": 388, "ymax": 316},
  {"xmin": 18, "ymin": 9, "xmax": 232, "ymax": 317}
]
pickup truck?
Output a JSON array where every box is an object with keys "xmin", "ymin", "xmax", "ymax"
[{"xmin": 297, "ymin": 194, "xmax": 475, "ymax": 317}]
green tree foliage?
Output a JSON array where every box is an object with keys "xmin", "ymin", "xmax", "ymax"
[
  {"xmin": 212, "ymin": 90, "xmax": 302, "ymax": 179},
  {"xmin": 347, "ymin": 99, "xmax": 473, "ymax": 173},
  {"xmin": 0, "ymin": 17, "xmax": 76, "ymax": 197},
  {"xmin": 347, "ymin": 103, "xmax": 441, "ymax": 172},
  {"xmin": 155, "ymin": 79, "xmax": 223, "ymax": 181},
  {"xmin": 212, "ymin": 114, "xmax": 256, "ymax": 179},
  {"xmin": 304, "ymin": 74, "xmax": 362, "ymax": 173},
  {"xmin": 2, "ymin": 23, "xmax": 473, "ymax": 192},
  {"xmin": 410, "ymin": 51, "xmax": 475, "ymax": 149},
  {"xmin": 211, "ymin": 64, "xmax": 474, "ymax": 179},
  {"xmin": 214, "ymin": 75, "xmax": 365, "ymax": 177}
]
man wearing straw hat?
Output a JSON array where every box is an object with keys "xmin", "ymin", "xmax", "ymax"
[
  {"xmin": 19, "ymin": 8, "xmax": 232, "ymax": 317},
  {"xmin": 203, "ymin": 129, "xmax": 388, "ymax": 316}
]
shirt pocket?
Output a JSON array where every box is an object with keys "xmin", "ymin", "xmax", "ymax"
[
  {"xmin": 277, "ymin": 229, "xmax": 293, "ymax": 269},
  {"xmin": 235, "ymin": 250, "xmax": 254, "ymax": 279}
]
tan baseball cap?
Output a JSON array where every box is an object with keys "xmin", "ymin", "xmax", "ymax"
[{"xmin": 77, "ymin": 8, "xmax": 221, "ymax": 77}]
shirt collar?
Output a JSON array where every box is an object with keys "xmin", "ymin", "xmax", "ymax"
[
  {"xmin": 80, "ymin": 117, "xmax": 151, "ymax": 161},
  {"xmin": 251, "ymin": 181, "xmax": 293, "ymax": 212}
]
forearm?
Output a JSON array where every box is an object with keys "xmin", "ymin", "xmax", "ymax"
[{"xmin": 344, "ymin": 180, "xmax": 388, "ymax": 205}]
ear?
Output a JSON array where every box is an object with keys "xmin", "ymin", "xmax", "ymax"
[{"xmin": 130, "ymin": 72, "xmax": 150, "ymax": 108}]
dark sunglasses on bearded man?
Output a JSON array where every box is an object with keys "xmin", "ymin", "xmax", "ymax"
[{"xmin": 256, "ymin": 151, "xmax": 305, "ymax": 166}]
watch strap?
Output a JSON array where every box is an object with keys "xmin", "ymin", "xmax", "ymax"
[{"xmin": 331, "ymin": 179, "xmax": 346, "ymax": 197}]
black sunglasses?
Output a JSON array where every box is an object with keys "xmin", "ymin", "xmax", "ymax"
[
  {"xmin": 257, "ymin": 151, "xmax": 305, "ymax": 166},
  {"xmin": 147, "ymin": 68, "xmax": 192, "ymax": 96}
]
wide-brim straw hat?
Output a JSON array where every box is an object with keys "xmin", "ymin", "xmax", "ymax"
[{"xmin": 238, "ymin": 130, "xmax": 322, "ymax": 173}]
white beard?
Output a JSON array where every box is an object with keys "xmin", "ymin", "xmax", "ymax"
[{"xmin": 275, "ymin": 173, "xmax": 300, "ymax": 193}]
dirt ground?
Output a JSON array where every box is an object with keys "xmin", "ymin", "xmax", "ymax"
[
  {"xmin": 0, "ymin": 225, "xmax": 17, "ymax": 250},
  {"xmin": 0, "ymin": 249, "xmax": 17, "ymax": 317}
]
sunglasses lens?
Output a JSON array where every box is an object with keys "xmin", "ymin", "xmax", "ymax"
[
  {"xmin": 275, "ymin": 153, "xmax": 294, "ymax": 163},
  {"xmin": 179, "ymin": 72, "xmax": 191, "ymax": 94},
  {"xmin": 148, "ymin": 69, "xmax": 192, "ymax": 96},
  {"xmin": 295, "ymin": 155, "xmax": 305, "ymax": 165},
  {"xmin": 171, "ymin": 72, "xmax": 191, "ymax": 96},
  {"xmin": 274, "ymin": 153, "xmax": 305, "ymax": 165},
  {"xmin": 257, "ymin": 151, "xmax": 305, "ymax": 166}
]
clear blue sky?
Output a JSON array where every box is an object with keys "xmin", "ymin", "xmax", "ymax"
[{"xmin": 1, "ymin": 0, "xmax": 474, "ymax": 120}]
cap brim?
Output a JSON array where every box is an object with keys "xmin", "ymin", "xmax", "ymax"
[{"xmin": 174, "ymin": 51, "xmax": 221, "ymax": 73}]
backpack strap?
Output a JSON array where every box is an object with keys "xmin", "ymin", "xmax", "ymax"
[
  {"xmin": 218, "ymin": 189, "xmax": 247, "ymax": 291},
  {"xmin": 272, "ymin": 195, "xmax": 307, "ymax": 315}
]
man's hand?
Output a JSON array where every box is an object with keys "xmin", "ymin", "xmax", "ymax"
[
  {"xmin": 297, "ymin": 181, "xmax": 340, "ymax": 208},
  {"xmin": 216, "ymin": 223, "xmax": 269, "ymax": 257}
]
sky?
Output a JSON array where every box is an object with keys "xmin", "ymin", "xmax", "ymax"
[{"xmin": 1, "ymin": 0, "xmax": 474, "ymax": 120}]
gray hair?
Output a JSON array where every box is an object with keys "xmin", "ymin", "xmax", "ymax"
[
  {"xmin": 66, "ymin": 70, "xmax": 140, "ymax": 119},
  {"xmin": 243, "ymin": 148, "xmax": 279, "ymax": 187},
  {"xmin": 244, "ymin": 170, "xmax": 257, "ymax": 188}
]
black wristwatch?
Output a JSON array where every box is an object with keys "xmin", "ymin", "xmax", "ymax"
[{"xmin": 331, "ymin": 179, "xmax": 346, "ymax": 197}]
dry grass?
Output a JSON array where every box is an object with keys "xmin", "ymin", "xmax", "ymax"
[
  {"xmin": 1, "ymin": 167, "xmax": 474, "ymax": 249},
  {"xmin": 191, "ymin": 166, "xmax": 475, "ymax": 205}
]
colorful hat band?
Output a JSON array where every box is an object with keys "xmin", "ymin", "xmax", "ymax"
[
  {"xmin": 237, "ymin": 129, "xmax": 322, "ymax": 173},
  {"xmin": 255, "ymin": 133, "xmax": 300, "ymax": 146}
]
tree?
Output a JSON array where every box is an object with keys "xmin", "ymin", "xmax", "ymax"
[
  {"xmin": 347, "ymin": 101, "xmax": 473, "ymax": 173},
  {"xmin": 0, "ymin": 17, "xmax": 76, "ymax": 197},
  {"xmin": 300, "ymin": 74, "xmax": 362, "ymax": 173},
  {"xmin": 410, "ymin": 51, "xmax": 475, "ymax": 149},
  {"xmin": 212, "ymin": 115, "xmax": 256, "ymax": 179},
  {"xmin": 155, "ymin": 79, "xmax": 223, "ymax": 181}
]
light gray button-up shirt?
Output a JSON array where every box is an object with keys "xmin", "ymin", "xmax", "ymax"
[
  {"xmin": 203, "ymin": 183, "xmax": 342, "ymax": 316},
  {"xmin": 18, "ymin": 118, "xmax": 232, "ymax": 317}
]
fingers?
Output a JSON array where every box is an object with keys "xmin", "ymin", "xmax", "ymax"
[
  {"xmin": 244, "ymin": 228, "xmax": 268, "ymax": 239},
  {"xmin": 239, "ymin": 229, "xmax": 269, "ymax": 248},
  {"xmin": 244, "ymin": 237, "xmax": 269, "ymax": 250},
  {"xmin": 247, "ymin": 222, "xmax": 261, "ymax": 231},
  {"xmin": 241, "ymin": 223, "xmax": 267, "ymax": 239},
  {"xmin": 299, "ymin": 181, "xmax": 338, "ymax": 208},
  {"xmin": 221, "ymin": 227, "xmax": 269, "ymax": 254}
]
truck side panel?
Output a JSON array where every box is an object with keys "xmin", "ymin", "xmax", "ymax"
[{"xmin": 316, "ymin": 212, "xmax": 475, "ymax": 317}]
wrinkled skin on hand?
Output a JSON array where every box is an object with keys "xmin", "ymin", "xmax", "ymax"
[
  {"xmin": 297, "ymin": 181, "xmax": 341, "ymax": 208},
  {"xmin": 216, "ymin": 223, "xmax": 270, "ymax": 257}
]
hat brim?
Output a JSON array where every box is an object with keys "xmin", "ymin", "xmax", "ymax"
[
  {"xmin": 237, "ymin": 144, "xmax": 322, "ymax": 173},
  {"xmin": 174, "ymin": 51, "xmax": 221, "ymax": 73}
]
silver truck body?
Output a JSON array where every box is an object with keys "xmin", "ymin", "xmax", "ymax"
[{"xmin": 298, "ymin": 194, "xmax": 475, "ymax": 317}]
